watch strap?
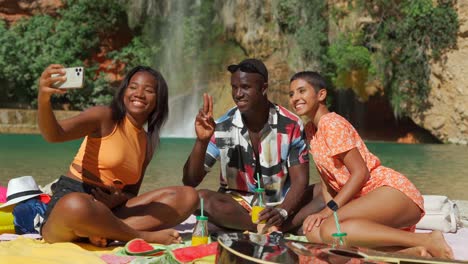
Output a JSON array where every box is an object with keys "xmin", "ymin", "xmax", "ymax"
[{"xmin": 327, "ymin": 199, "xmax": 339, "ymax": 211}]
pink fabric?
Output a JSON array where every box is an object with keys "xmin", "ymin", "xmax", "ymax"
[
  {"xmin": 0, "ymin": 233, "xmax": 42, "ymax": 241},
  {"xmin": 0, "ymin": 186, "xmax": 7, "ymax": 203},
  {"xmin": 417, "ymin": 228, "xmax": 468, "ymax": 260},
  {"xmin": 100, "ymin": 254, "xmax": 136, "ymax": 264}
]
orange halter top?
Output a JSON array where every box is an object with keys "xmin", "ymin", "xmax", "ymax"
[{"xmin": 69, "ymin": 116, "xmax": 147, "ymax": 189}]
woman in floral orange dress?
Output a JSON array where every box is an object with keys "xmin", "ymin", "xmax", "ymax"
[{"xmin": 288, "ymin": 71, "xmax": 453, "ymax": 259}]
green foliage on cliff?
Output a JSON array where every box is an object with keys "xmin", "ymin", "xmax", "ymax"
[
  {"xmin": 364, "ymin": 0, "xmax": 459, "ymax": 116},
  {"xmin": 0, "ymin": 0, "xmax": 152, "ymax": 109},
  {"xmin": 277, "ymin": 0, "xmax": 458, "ymax": 117},
  {"xmin": 327, "ymin": 34, "xmax": 374, "ymax": 86},
  {"xmin": 276, "ymin": 0, "xmax": 328, "ymax": 69}
]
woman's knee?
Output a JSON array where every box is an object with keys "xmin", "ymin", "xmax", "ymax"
[
  {"xmin": 180, "ymin": 186, "xmax": 199, "ymax": 209},
  {"xmin": 181, "ymin": 186, "xmax": 198, "ymax": 200},
  {"xmin": 53, "ymin": 192, "xmax": 95, "ymax": 219},
  {"xmin": 319, "ymin": 218, "xmax": 339, "ymax": 244}
]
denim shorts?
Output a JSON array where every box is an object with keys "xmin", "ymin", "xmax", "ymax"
[{"xmin": 42, "ymin": 176, "xmax": 105, "ymax": 226}]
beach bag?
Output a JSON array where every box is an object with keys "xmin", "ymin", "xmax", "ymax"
[
  {"xmin": 12, "ymin": 198, "xmax": 48, "ymax": 234},
  {"xmin": 0, "ymin": 206, "xmax": 15, "ymax": 234},
  {"xmin": 416, "ymin": 195, "xmax": 461, "ymax": 233}
]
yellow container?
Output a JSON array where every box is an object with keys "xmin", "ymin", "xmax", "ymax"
[
  {"xmin": 191, "ymin": 235, "xmax": 209, "ymax": 246},
  {"xmin": 0, "ymin": 205, "xmax": 15, "ymax": 234},
  {"xmin": 251, "ymin": 205, "xmax": 266, "ymax": 224},
  {"xmin": 191, "ymin": 215, "xmax": 209, "ymax": 246}
]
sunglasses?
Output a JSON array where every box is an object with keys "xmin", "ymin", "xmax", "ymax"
[{"xmin": 227, "ymin": 63, "xmax": 267, "ymax": 80}]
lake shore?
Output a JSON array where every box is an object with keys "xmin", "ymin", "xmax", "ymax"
[
  {"xmin": 0, "ymin": 108, "xmax": 80, "ymax": 134},
  {"xmin": 0, "ymin": 108, "xmax": 441, "ymax": 144}
]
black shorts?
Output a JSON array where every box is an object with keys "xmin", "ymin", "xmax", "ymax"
[{"xmin": 42, "ymin": 176, "xmax": 106, "ymax": 229}]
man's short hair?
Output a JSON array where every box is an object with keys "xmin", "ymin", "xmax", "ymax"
[
  {"xmin": 290, "ymin": 71, "xmax": 327, "ymax": 92},
  {"xmin": 227, "ymin": 58, "xmax": 268, "ymax": 82}
]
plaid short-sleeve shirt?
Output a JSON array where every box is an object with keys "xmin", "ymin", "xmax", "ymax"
[{"xmin": 204, "ymin": 103, "xmax": 309, "ymax": 204}]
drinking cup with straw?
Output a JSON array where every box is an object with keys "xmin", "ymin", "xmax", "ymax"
[
  {"xmin": 251, "ymin": 173, "xmax": 266, "ymax": 224},
  {"xmin": 331, "ymin": 210, "xmax": 347, "ymax": 247},
  {"xmin": 192, "ymin": 197, "xmax": 209, "ymax": 246}
]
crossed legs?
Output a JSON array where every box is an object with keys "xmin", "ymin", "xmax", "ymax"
[
  {"xmin": 197, "ymin": 184, "xmax": 324, "ymax": 233},
  {"xmin": 42, "ymin": 186, "xmax": 198, "ymax": 246},
  {"xmin": 197, "ymin": 189, "xmax": 257, "ymax": 231}
]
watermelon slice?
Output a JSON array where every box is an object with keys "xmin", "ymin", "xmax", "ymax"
[
  {"xmin": 172, "ymin": 242, "xmax": 218, "ymax": 262},
  {"xmin": 124, "ymin": 238, "xmax": 166, "ymax": 256}
]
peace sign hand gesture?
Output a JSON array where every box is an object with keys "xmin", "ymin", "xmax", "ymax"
[{"xmin": 195, "ymin": 93, "xmax": 215, "ymax": 142}]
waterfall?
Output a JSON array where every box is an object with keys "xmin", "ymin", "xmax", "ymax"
[{"xmin": 151, "ymin": 0, "xmax": 205, "ymax": 138}]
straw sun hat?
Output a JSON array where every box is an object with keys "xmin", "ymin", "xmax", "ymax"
[{"xmin": 0, "ymin": 176, "xmax": 43, "ymax": 208}]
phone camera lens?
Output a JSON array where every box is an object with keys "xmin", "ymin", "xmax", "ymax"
[{"xmin": 75, "ymin": 68, "xmax": 78, "ymax": 72}]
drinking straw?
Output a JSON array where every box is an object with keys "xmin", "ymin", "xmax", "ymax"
[
  {"xmin": 256, "ymin": 172, "xmax": 261, "ymax": 189},
  {"xmin": 201, "ymin": 197, "xmax": 204, "ymax": 217},
  {"xmin": 333, "ymin": 211, "xmax": 344, "ymax": 245},
  {"xmin": 333, "ymin": 211, "xmax": 341, "ymax": 233},
  {"xmin": 200, "ymin": 197, "xmax": 205, "ymax": 237},
  {"xmin": 256, "ymin": 173, "xmax": 263, "ymax": 206}
]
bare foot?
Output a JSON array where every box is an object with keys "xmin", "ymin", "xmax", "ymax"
[
  {"xmin": 257, "ymin": 224, "xmax": 267, "ymax": 234},
  {"xmin": 89, "ymin": 236, "xmax": 108, "ymax": 247},
  {"xmin": 143, "ymin": 229, "xmax": 182, "ymax": 245},
  {"xmin": 397, "ymin": 246, "xmax": 432, "ymax": 258},
  {"xmin": 269, "ymin": 226, "xmax": 279, "ymax": 233},
  {"xmin": 424, "ymin": 231, "xmax": 454, "ymax": 259},
  {"xmin": 257, "ymin": 224, "xmax": 279, "ymax": 234}
]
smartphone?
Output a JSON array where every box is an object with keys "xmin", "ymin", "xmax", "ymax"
[{"xmin": 51, "ymin": 67, "xmax": 84, "ymax": 89}]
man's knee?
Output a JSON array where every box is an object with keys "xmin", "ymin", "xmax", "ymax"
[
  {"xmin": 197, "ymin": 189, "xmax": 211, "ymax": 199},
  {"xmin": 197, "ymin": 189, "xmax": 219, "ymax": 212},
  {"xmin": 312, "ymin": 183, "xmax": 323, "ymax": 199}
]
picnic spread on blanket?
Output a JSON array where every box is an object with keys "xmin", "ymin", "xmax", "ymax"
[{"xmin": 1, "ymin": 175, "xmax": 468, "ymax": 263}]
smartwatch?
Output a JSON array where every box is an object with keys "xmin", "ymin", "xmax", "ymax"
[
  {"xmin": 275, "ymin": 208, "xmax": 288, "ymax": 221},
  {"xmin": 327, "ymin": 200, "xmax": 339, "ymax": 211}
]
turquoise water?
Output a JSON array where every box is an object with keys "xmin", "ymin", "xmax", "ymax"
[{"xmin": 0, "ymin": 134, "xmax": 467, "ymax": 199}]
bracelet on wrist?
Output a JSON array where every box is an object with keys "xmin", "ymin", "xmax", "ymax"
[{"xmin": 275, "ymin": 208, "xmax": 288, "ymax": 221}]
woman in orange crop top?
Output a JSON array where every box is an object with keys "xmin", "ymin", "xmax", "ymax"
[
  {"xmin": 288, "ymin": 71, "xmax": 453, "ymax": 259},
  {"xmin": 38, "ymin": 64, "xmax": 198, "ymax": 247}
]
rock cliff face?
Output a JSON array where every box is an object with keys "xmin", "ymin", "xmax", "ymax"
[
  {"xmin": 409, "ymin": 0, "xmax": 468, "ymax": 144},
  {"xmin": 214, "ymin": 0, "xmax": 467, "ymax": 144},
  {"xmin": 0, "ymin": 0, "xmax": 61, "ymax": 24},
  {"xmin": 213, "ymin": 0, "xmax": 292, "ymax": 112},
  {"xmin": 1, "ymin": 0, "xmax": 466, "ymax": 143}
]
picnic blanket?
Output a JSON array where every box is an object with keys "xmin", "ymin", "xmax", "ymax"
[
  {"xmin": 0, "ymin": 236, "xmax": 112, "ymax": 263},
  {"xmin": 0, "ymin": 233, "xmax": 218, "ymax": 264},
  {"xmin": 1, "ymin": 217, "xmax": 467, "ymax": 263}
]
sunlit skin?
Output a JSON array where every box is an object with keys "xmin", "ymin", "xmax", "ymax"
[
  {"xmin": 288, "ymin": 78, "xmax": 328, "ymax": 128},
  {"xmin": 37, "ymin": 64, "xmax": 198, "ymax": 247},
  {"xmin": 231, "ymin": 70, "xmax": 268, "ymax": 117},
  {"xmin": 123, "ymin": 71, "xmax": 158, "ymax": 127},
  {"xmin": 183, "ymin": 69, "xmax": 324, "ymax": 234},
  {"xmin": 288, "ymin": 75, "xmax": 454, "ymax": 259}
]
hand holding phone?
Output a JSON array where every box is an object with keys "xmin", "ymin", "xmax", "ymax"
[{"xmin": 51, "ymin": 67, "xmax": 84, "ymax": 89}]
